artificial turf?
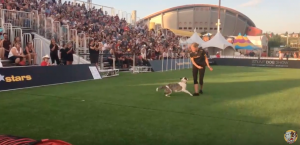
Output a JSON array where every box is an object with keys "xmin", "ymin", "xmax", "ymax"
[{"xmin": 0, "ymin": 66, "xmax": 299, "ymax": 145}]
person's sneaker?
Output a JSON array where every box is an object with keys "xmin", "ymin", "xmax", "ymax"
[
  {"xmin": 193, "ymin": 93, "xmax": 199, "ymax": 96},
  {"xmin": 200, "ymin": 90, "xmax": 203, "ymax": 94}
]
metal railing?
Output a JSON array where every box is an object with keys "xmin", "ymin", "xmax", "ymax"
[
  {"xmin": 1, "ymin": 9, "xmax": 32, "ymax": 29},
  {"xmin": 159, "ymin": 52, "xmax": 192, "ymax": 72},
  {"xmin": 211, "ymin": 55, "xmax": 300, "ymax": 60}
]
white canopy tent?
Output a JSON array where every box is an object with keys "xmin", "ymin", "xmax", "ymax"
[
  {"xmin": 186, "ymin": 29, "xmax": 204, "ymax": 46},
  {"xmin": 201, "ymin": 32, "xmax": 235, "ymax": 56}
]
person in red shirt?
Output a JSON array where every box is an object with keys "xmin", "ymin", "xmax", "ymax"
[
  {"xmin": 40, "ymin": 54, "xmax": 51, "ymax": 66},
  {"xmin": 124, "ymin": 25, "xmax": 129, "ymax": 32},
  {"xmin": 216, "ymin": 52, "xmax": 220, "ymax": 58}
]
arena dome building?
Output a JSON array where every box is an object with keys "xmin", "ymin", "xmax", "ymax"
[{"xmin": 141, "ymin": 4, "xmax": 262, "ymax": 36}]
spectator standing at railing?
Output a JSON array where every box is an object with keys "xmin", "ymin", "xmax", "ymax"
[
  {"xmin": 279, "ymin": 51, "xmax": 284, "ymax": 60},
  {"xmin": 162, "ymin": 49, "xmax": 168, "ymax": 59},
  {"xmin": 2, "ymin": 33, "xmax": 11, "ymax": 59},
  {"xmin": 49, "ymin": 39, "xmax": 60, "ymax": 65},
  {"xmin": 89, "ymin": 39, "xmax": 100, "ymax": 68},
  {"xmin": 24, "ymin": 41, "xmax": 37, "ymax": 65},
  {"xmin": 285, "ymin": 52, "xmax": 289, "ymax": 60},
  {"xmin": 65, "ymin": 42, "xmax": 73, "ymax": 65},
  {"xmin": 293, "ymin": 52, "xmax": 298, "ymax": 59}
]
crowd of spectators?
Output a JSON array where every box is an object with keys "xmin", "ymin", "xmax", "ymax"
[
  {"xmin": 42, "ymin": 0, "xmax": 188, "ymax": 68},
  {"xmin": 1, "ymin": 0, "xmax": 190, "ymax": 68},
  {"xmin": 0, "ymin": 32, "xmax": 37, "ymax": 65}
]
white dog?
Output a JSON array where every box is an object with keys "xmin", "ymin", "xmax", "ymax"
[{"xmin": 156, "ymin": 77, "xmax": 193, "ymax": 97}]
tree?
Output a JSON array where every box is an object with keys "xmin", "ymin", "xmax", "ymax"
[{"xmin": 268, "ymin": 34, "xmax": 284, "ymax": 48}]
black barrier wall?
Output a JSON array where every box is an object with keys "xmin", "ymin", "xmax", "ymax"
[
  {"xmin": 0, "ymin": 64, "xmax": 95, "ymax": 91},
  {"xmin": 214, "ymin": 58, "xmax": 300, "ymax": 68}
]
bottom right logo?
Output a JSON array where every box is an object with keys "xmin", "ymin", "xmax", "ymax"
[{"xmin": 284, "ymin": 130, "xmax": 298, "ymax": 144}]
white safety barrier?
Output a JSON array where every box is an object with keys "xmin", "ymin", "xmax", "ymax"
[
  {"xmin": 70, "ymin": 29, "xmax": 78, "ymax": 49},
  {"xmin": 3, "ymin": 23, "xmax": 13, "ymax": 43},
  {"xmin": 161, "ymin": 54, "xmax": 192, "ymax": 72},
  {"xmin": 77, "ymin": 33, "xmax": 87, "ymax": 61},
  {"xmin": 44, "ymin": 17, "xmax": 53, "ymax": 39},
  {"xmin": 60, "ymin": 25, "xmax": 69, "ymax": 45},
  {"xmin": 131, "ymin": 66, "xmax": 152, "ymax": 73},
  {"xmin": 1, "ymin": 9, "xmax": 32, "ymax": 29},
  {"xmin": 53, "ymin": 21, "xmax": 61, "ymax": 43},
  {"xmin": 22, "ymin": 33, "xmax": 32, "ymax": 48},
  {"xmin": 31, "ymin": 10, "xmax": 39, "ymax": 32},
  {"xmin": 38, "ymin": 14, "xmax": 46, "ymax": 35},
  {"xmin": 12, "ymin": 28, "xmax": 22, "ymax": 46},
  {"xmin": 33, "ymin": 38, "xmax": 42, "ymax": 64}
]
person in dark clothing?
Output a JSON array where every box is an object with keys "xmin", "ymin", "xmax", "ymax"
[
  {"xmin": 189, "ymin": 43, "xmax": 213, "ymax": 96},
  {"xmin": 65, "ymin": 42, "xmax": 74, "ymax": 65},
  {"xmin": 49, "ymin": 39, "xmax": 60, "ymax": 64},
  {"xmin": 89, "ymin": 39, "xmax": 100, "ymax": 69},
  {"xmin": 3, "ymin": 33, "xmax": 11, "ymax": 59},
  {"xmin": 89, "ymin": 39, "xmax": 96, "ymax": 63},
  {"xmin": 89, "ymin": 39, "xmax": 100, "ymax": 64}
]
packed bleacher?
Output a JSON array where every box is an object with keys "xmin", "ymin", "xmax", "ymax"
[{"xmin": 0, "ymin": 0, "xmax": 190, "ymax": 69}]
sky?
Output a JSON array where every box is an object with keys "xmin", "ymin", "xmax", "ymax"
[{"xmin": 93, "ymin": 0, "xmax": 300, "ymax": 34}]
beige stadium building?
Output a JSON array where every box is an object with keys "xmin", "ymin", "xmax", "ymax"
[{"xmin": 141, "ymin": 4, "xmax": 262, "ymax": 36}]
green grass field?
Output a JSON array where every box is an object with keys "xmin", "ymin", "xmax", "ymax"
[{"xmin": 0, "ymin": 66, "xmax": 299, "ymax": 145}]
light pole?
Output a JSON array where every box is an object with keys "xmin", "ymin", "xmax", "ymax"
[
  {"xmin": 217, "ymin": 0, "xmax": 221, "ymax": 32},
  {"xmin": 287, "ymin": 32, "xmax": 289, "ymax": 47}
]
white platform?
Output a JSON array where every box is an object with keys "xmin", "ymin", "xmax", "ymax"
[
  {"xmin": 99, "ymin": 69, "xmax": 120, "ymax": 78},
  {"xmin": 130, "ymin": 66, "xmax": 152, "ymax": 73}
]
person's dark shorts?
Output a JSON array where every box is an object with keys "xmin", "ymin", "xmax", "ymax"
[
  {"xmin": 90, "ymin": 54, "xmax": 99, "ymax": 64},
  {"xmin": 9, "ymin": 56, "xmax": 22, "ymax": 63},
  {"xmin": 66, "ymin": 54, "xmax": 73, "ymax": 61},
  {"xmin": 23, "ymin": 50, "xmax": 33, "ymax": 55},
  {"xmin": 4, "ymin": 51, "xmax": 9, "ymax": 58}
]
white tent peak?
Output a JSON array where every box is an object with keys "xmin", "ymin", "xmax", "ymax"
[
  {"xmin": 201, "ymin": 32, "xmax": 233, "ymax": 49},
  {"xmin": 186, "ymin": 30, "xmax": 204, "ymax": 46},
  {"xmin": 194, "ymin": 28, "xmax": 197, "ymax": 33}
]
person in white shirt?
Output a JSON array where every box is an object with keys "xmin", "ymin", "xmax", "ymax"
[
  {"xmin": 103, "ymin": 41, "xmax": 111, "ymax": 51},
  {"xmin": 162, "ymin": 49, "xmax": 168, "ymax": 59},
  {"xmin": 8, "ymin": 43, "xmax": 26, "ymax": 64},
  {"xmin": 279, "ymin": 51, "xmax": 284, "ymax": 60},
  {"xmin": 141, "ymin": 46, "xmax": 146, "ymax": 59}
]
